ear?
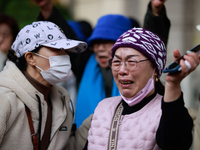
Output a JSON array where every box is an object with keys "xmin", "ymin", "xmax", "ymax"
[{"xmin": 25, "ymin": 52, "xmax": 36, "ymax": 66}]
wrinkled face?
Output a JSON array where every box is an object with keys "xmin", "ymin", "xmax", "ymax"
[
  {"xmin": 112, "ymin": 47, "xmax": 155, "ymax": 98},
  {"xmin": 0, "ymin": 23, "xmax": 13, "ymax": 54},
  {"xmin": 93, "ymin": 40, "xmax": 115, "ymax": 68}
]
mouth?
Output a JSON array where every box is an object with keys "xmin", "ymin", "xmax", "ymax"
[
  {"xmin": 98, "ymin": 56, "xmax": 109, "ymax": 63},
  {"xmin": 119, "ymin": 80, "xmax": 134, "ymax": 84}
]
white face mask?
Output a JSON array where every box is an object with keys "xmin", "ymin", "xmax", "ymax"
[{"xmin": 34, "ymin": 53, "xmax": 71, "ymax": 85}]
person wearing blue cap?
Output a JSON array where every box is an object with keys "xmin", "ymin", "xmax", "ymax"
[
  {"xmin": 75, "ymin": 0, "xmax": 171, "ymax": 128},
  {"xmin": 75, "ymin": 14, "xmax": 133, "ymax": 128}
]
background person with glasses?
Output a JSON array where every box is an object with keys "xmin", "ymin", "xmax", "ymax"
[
  {"xmin": 75, "ymin": 0, "xmax": 170, "ymax": 130},
  {"xmin": 87, "ymin": 27, "xmax": 199, "ymax": 150}
]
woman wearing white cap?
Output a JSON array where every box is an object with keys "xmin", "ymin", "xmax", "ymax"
[{"xmin": 0, "ymin": 21, "xmax": 87, "ymax": 150}]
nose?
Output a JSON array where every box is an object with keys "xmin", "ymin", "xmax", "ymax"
[
  {"xmin": 95, "ymin": 43, "xmax": 105, "ymax": 52},
  {"xmin": 118, "ymin": 61, "xmax": 128, "ymax": 74}
]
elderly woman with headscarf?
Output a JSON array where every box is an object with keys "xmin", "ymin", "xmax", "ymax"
[{"xmin": 86, "ymin": 28, "xmax": 200, "ymax": 150}]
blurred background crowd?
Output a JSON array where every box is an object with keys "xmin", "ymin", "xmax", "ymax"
[{"xmin": 1, "ymin": 0, "xmax": 199, "ymax": 111}]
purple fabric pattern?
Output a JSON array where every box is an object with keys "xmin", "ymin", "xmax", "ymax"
[{"xmin": 111, "ymin": 28, "xmax": 166, "ymax": 77}]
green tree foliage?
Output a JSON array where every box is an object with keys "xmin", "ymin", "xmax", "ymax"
[{"xmin": 0, "ymin": 0, "xmax": 72, "ymax": 29}]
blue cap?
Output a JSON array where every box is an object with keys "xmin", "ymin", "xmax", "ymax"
[
  {"xmin": 87, "ymin": 14, "xmax": 132, "ymax": 45},
  {"xmin": 67, "ymin": 20, "xmax": 87, "ymax": 42}
]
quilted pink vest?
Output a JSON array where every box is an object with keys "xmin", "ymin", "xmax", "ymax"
[{"xmin": 88, "ymin": 94, "xmax": 163, "ymax": 150}]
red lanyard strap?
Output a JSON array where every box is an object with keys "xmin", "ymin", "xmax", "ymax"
[{"xmin": 25, "ymin": 106, "xmax": 39, "ymax": 150}]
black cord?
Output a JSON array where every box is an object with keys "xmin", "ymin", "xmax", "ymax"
[
  {"xmin": 70, "ymin": 99, "xmax": 75, "ymax": 117},
  {"xmin": 36, "ymin": 94, "xmax": 42, "ymax": 150}
]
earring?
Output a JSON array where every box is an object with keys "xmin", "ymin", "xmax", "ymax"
[
  {"xmin": 156, "ymin": 78, "xmax": 158, "ymax": 82},
  {"xmin": 155, "ymin": 74, "xmax": 158, "ymax": 82}
]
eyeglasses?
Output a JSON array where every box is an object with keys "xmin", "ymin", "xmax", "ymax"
[{"xmin": 108, "ymin": 58, "xmax": 149, "ymax": 71}]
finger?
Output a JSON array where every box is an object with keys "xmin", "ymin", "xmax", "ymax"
[
  {"xmin": 173, "ymin": 49, "xmax": 181, "ymax": 61},
  {"xmin": 179, "ymin": 59, "xmax": 190, "ymax": 76},
  {"xmin": 181, "ymin": 55, "xmax": 199, "ymax": 76},
  {"xmin": 184, "ymin": 51, "xmax": 200, "ymax": 71}
]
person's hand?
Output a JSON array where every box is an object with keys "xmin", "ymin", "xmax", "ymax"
[
  {"xmin": 167, "ymin": 49, "xmax": 200, "ymax": 84},
  {"xmin": 151, "ymin": 0, "xmax": 167, "ymax": 16},
  {"xmin": 33, "ymin": 0, "xmax": 53, "ymax": 19},
  {"xmin": 164, "ymin": 49, "xmax": 200, "ymax": 102}
]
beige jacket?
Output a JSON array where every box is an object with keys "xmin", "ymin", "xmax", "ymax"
[{"xmin": 0, "ymin": 61, "xmax": 74, "ymax": 150}]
